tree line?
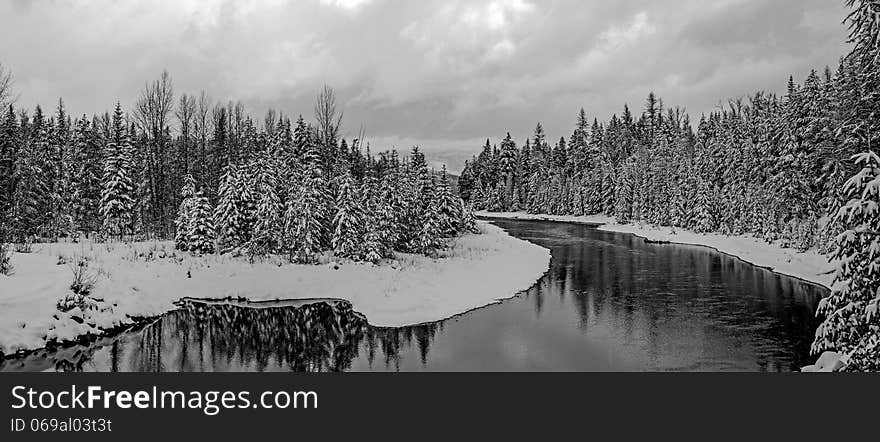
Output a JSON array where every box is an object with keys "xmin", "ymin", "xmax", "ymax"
[
  {"xmin": 0, "ymin": 79, "xmax": 477, "ymax": 264},
  {"xmin": 460, "ymin": 64, "xmax": 865, "ymax": 254},
  {"xmin": 459, "ymin": 0, "xmax": 880, "ymax": 370}
]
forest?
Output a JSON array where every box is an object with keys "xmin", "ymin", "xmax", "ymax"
[
  {"xmin": 0, "ymin": 0, "xmax": 879, "ymax": 371},
  {"xmin": 461, "ymin": 66, "xmax": 864, "ymax": 253},
  {"xmin": 0, "ymin": 79, "xmax": 477, "ymax": 267},
  {"xmin": 459, "ymin": 0, "xmax": 880, "ymax": 370}
]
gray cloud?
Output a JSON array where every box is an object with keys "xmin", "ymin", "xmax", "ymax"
[{"xmin": 0, "ymin": 0, "xmax": 850, "ymax": 172}]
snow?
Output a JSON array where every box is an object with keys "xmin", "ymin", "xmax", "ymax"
[
  {"xmin": 0, "ymin": 221, "xmax": 551, "ymax": 354},
  {"xmin": 800, "ymin": 351, "xmax": 845, "ymax": 372},
  {"xmin": 477, "ymin": 211, "xmax": 834, "ymax": 288}
]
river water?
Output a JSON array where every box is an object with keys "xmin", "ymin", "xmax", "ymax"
[{"xmin": 1, "ymin": 220, "xmax": 828, "ymax": 372}]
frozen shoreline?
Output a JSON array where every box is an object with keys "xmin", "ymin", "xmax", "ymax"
[
  {"xmin": 0, "ymin": 222, "xmax": 551, "ymax": 355},
  {"xmin": 477, "ymin": 211, "xmax": 834, "ymax": 289}
]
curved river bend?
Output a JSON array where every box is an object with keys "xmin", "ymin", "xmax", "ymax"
[{"xmin": 2, "ymin": 220, "xmax": 828, "ymax": 372}]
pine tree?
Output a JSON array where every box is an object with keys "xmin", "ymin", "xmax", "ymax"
[
  {"xmin": 417, "ymin": 178, "xmax": 443, "ymax": 255},
  {"xmin": 99, "ymin": 103, "xmax": 136, "ymax": 238},
  {"xmin": 29, "ymin": 106, "xmax": 55, "ymax": 237},
  {"xmin": 174, "ymin": 174, "xmax": 197, "ymax": 250},
  {"xmin": 331, "ymin": 173, "xmax": 365, "ymax": 259},
  {"xmin": 811, "ymin": 0, "xmax": 880, "ymax": 370},
  {"xmin": 360, "ymin": 177, "xmax": 386, "ymax": 264},
  {"xmin": 283, "ymin": 143, "xmax": 328, "ymax": 264},
  {"xmin": 9, "ymin": 111, "xmax": 42, "ymax": 241},
  {"xmin": 362, "ymin": 227, "xmax": 383, "ymax": 264},
  {"xmin": 436, "ymin": 165, "xmax": 461, "ymax": 237},
  {"xmin": 51, "ymin": 99, "xmax": 75, "ymax": 239},
  {"xmin": 499, "ymin": 133, "xmax": 517, "ymax": 206},
  {"xmin": 249, "ymin": 153, "xmax": 284, "ymax": 256},
  {"xmin": 187, "ymin": 190, "xmax": 216, "ymax": 255},
  {"xmin": 813, "ymin": 152, "xmax": 880, "ymax": 370},
  {"xmin": 0, "ymin": 106, "xmax": 16, "ymax": 223},
  {"xmin": 214, "ymin": 163, "xmax": 254, "ymax": 251},
  {"xmin": 458, "ymin": 199, "xmax": 480, "ymax": 234},
  {"xmin": 375, "ymin": 169, "xmax": 402, "ymax": 256},
  {"xmin": 71, "ymin": 117, "xmax": 103, "ymax": 235}
]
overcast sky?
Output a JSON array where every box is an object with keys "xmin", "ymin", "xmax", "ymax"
[{"xmin": 0, "ymin": 0, "xmax": 850, "ymax": 172}]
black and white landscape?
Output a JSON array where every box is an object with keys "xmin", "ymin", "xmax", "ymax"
[{"xmin": 1, "ymin": 0, "xmax": 879, "ymax": 372}]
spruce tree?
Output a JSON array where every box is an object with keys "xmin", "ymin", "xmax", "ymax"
[
  {"xmin": 375, "ymin": 169, "xmax": 402, "ymax": 256},
  {"xmin": 811, "ymin": 0, "xmax": 880, "ymax": 370},
  {"xmin": 331, "ymin": 173, "xmax": 365, "ymax": 259},
  {"xmin": 10, "ymin": 112, "xmax": 45, "ymax": 241},
  {"xmin": 0, "ymin": 106, "xmax": 16, "ymax": 223},
  {"xmin": 214, "ymin": 163, "xmax": 254, "ymax": 251},
  {"xmin": 174, "ymin": 174, "xmax": 197, "ymax": 250},
  {"xmin": 283, "ymin": 143, "xmax": 328, "ymax": 264},
  {"xmin": 362, "ymin": 227, "xmax": 383, "ymax": 264},
  {"xmin": 416, "ymin": 178, "xmax": 443, "ymax": 255},
  {"xmin": 71, "ymin": 117, "xmax": 103, "ymax": 236},
  {"xmin": 435, "ymin": 165, "xmax": 461, "ymax": 237},
  {"xmin": 99, "ymin": 103, "xmax": 136, "ymax": 239},
  {"xmin": 187, "ymin": 190, "xmax": 216, "ymax": 255},
  {"xmin": 813, "ymin": 152, "xmax": 880, "ymax": 370},
  {"xmin": 249, "ymin": 153, "xmax": 284, "ymax": 256},
  {"xmin": 458, "ymin": 199, "xmax": 480, "ymax": 234}
]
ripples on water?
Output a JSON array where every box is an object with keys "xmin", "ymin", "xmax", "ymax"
[{"xmin": 1, "ymin": 220, "xmax": 828, "ymax": 372}]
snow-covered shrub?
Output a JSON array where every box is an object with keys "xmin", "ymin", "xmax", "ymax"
[
  {"xmin": 57, "ymin": 293, "xmax": 91, "ymax": 313},
  {"xmin": 68, "ymin": 256, "xmax": 98, "ymax": 296},
  {"xmin": 51, "ymin": 293, "xmax": 117, "ymax": 344}
]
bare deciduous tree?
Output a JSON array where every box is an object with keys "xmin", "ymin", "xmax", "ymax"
[
  {"xmin": 134, "ymin": 70, "xmax": 175, "ymax": 136},
  {"xmin": 264, "ymin": 108, "xmax": 277, "ymax": 135},
  {"xmin": 176, "ymin": 93, "xmax": 196, "ymax": 177},
  {"xmin": 314, "ymin": 85, "xmax": 343, "ymax": 149},
  {"xmin": 0, "ymin": 62, "xmax": 15, "ymax": 111},
  {"xmin": 134, "ymin": 70, "xmax": 175, "ymax": 236}
]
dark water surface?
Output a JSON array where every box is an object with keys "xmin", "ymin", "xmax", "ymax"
[{"xmin": 2, "ymin": 220, "xmax": 828, "ymax": 372}]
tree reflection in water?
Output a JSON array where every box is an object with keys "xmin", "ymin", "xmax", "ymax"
[{"xmin": 1, "ymin": 299, "xmax": 441, "ymax": 373}]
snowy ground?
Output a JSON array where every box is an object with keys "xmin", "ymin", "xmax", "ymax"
[
  {"xmin": 477, "ymin": 211, "xmax": 834, "ymax": 288},
  {"xmin": 0, "ymin": 222, "xmax": 551, "ymax": 355}
]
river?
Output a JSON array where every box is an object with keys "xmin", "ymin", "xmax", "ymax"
[{"xmin": 1, "ymin": 219, "xmax": 828, "ymax": 372}]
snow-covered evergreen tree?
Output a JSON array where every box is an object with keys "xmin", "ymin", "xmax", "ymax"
[
  {"xmin": 214, "ymin": 163, "xmax": 255, "ymax": 251},
  {"xmin": 283, "ymin": 144, "xmax": 328, "ymax": 264},
  {"xmin": 416, "ymin": 178, "xmax": 443, "ymax": 255},
  {"xmin": 813, "ymin": 152, "xmax": 880, "ymax": 370},
  {"xmin": 99, "ymin": 103, "xmax": 135, "ymax": 238},
  {"xmin": 362, "ymin": 227, "xmax": 383, "ymax": 264},
  {"xmin": 249, "ymin": 153, "xmax": 284, "ymax": 256},
  {"xmin": 435, "ymin": 165, "xmax": 461, "ymax": 237},
  {"xmin": 71, "ymin": 118, "xmax": 103, "ymax": 236},
  {"xmin": 187, "ymin": 190, "xmax": 216, "ymax": 255},
  {"xmin": 375, "ymin": 169, "xmax": 402, "ymax": 256},
  {"xmin": 811, "ymin": 0, "xmax": 880, "ymax": 370},
  {"xmin": 0, "ymin": 107, "xmax": 18, "ymax": 230},
  {"xmin": 458, "ymin": 199, "xmax": 480, "ymax": 234},
  {"xmin": 331, "ymin": 173, "xmax": 365, "ymax": 259},
  {"xmin": 174, "ymin": 174, "xmax": 197, "ymax": 250}
]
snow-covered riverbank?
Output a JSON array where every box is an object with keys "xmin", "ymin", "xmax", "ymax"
[
  {"xmin": 0, "ymin": 222, "xmax": 551, "ymax": 355},
  {"xmin": 477, "ymin": 211, "xmax": 834, "ymax": 289}
]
